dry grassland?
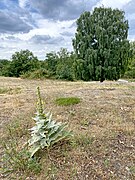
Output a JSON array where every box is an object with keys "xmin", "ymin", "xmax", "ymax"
[{"xmin": 0, "ymin": 77, "xmax": 135, "ymax": 179}]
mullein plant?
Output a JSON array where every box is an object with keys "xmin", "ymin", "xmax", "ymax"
[{"xmin": 28, "ymin": 87, "xmax": 72, "ymax": 157}]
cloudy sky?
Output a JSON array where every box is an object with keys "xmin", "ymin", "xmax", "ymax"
[{"xmin": 0, "ymin": 0, "xmax": 135, "ymax": 60}]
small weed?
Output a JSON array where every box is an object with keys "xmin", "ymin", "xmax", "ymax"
[
  {"xmin": 73, "ymin": 134, "xmax": 94, "ymax": 148},
  {"xmin": 80, "ymin": 119, "xmax": 89, "ymax": 126},
  {"xmin": 55, "ymin": 97, "xmax": 80, "ymax": 106},
  {"xmin": 129, "ymin": 166, "xmax": 135, "ymax": 174},
  {"xmin": 104, "ymin": 159, "xmax": 110, "ymax": 167}
]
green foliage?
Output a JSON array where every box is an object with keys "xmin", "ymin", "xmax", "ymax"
[
  {"xmin": 46, "ymin": 51, "xmax": 58, "ymax": 75},
  {"xmin": 124, "ymin": 41, "xmax": 135, "ymax": 78},
  {"xmin": 124, "ymin": 59, "xmax": 135, "ymax": 78},
  {"xmin": 46, "ymin": 48, "xmax": 76, "ymax": 81},
  {"xmin": 55, "ymin": 97, "xmax": 80, "ymax": 106},
  {"xmin": 56, "ymin": 56, "xmax": 75, "ymax": 81},
  {"xmin": 0, "ymin": 59, "xmax": 11, "ymax": 76},
  {"xmin": 73, "ymin": 7, "xmax": 130, "ymax": 82},
  {"xmin": 72, "ymin": 58, "xmax": 86, "ymax": 80},
  {"xmin": 28, "ymin": 87, "xmax": 72, "ymax": 157},
  {"xmin": 21, "ymin": 69, "xmax": 51, "ymax": 79},
  {"xmin": 7, "ymin": 49, "xmax": 40, "ymax": 77}
]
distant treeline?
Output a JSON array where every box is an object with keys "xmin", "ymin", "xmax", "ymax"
[
  {"xmin": 0, "ymin": 7, "xmax": 135, "ymax": 81},
  {"xmin": 0, "ymin": 48, "xmax": 86, "ymax": 81},
  {"xmin": 0, "ymin": 45, "xmax": 134, "ymax": 80}
]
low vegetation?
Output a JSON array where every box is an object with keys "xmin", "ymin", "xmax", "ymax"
[{"xmin": 55, "ymin": 97, "xmax": 80, "ymax": 106}]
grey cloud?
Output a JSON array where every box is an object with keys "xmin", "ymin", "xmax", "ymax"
[
  {"xmin": 31, "ymin": 35, "xmax": 51, "ymax": 44},
  {"xmin": 30, "ymin": 35, "xmax": 64, "ymax": 45},
  {"xmin": 5, "ymin": 36, "xmax": 21, "ymax": 41},
  {"xmin": 47, "ymin": 36, "xmax": 64, "ymax": 44},
  {"xmin": 60, "ymin": 31, "xmax": 74, "ymax": 37},
  {"xmin": 30, "ymin": 0, "xmax": 99, "ymax": 21},
  {"xmin": 0, "ymin": 10, "xmax": 33, "ymax": 33}
]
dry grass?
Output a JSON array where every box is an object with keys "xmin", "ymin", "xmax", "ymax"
[{"xmin": 0, "ymin": 76, "xmax": 135, "ymax": 179}]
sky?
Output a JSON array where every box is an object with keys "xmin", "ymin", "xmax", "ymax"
[{"xmin": 0, "ymin": 0, "xmax": 135, "ymax": 60}]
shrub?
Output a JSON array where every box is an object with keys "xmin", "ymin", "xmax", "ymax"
[{"xmin": 21, "ymin": 69, "xmax": 50, "ymax": 79}]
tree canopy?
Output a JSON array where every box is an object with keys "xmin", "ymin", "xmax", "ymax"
[
  {"xmin": 73, "ymin": 7, "xmax": 130, "ymax": 82},
  {"xmin": 124, "ymin": 41, "xmax": 135, "ymax": 78},
  {"xmin": 8, "ymin": 50, "xmax": 39, "ymax": 77}
]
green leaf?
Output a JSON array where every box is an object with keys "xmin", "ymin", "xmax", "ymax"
[{"xmin": 29, "ymin": 144, "xmax": 40, "ymax": 158}]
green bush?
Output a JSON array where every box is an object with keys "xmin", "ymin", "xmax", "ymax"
[
  {"xmin": 124, "ymin": 58, "xmax": 135, "ymax": 79},
  {"xmin": 55, "ymin": 97, "xmax": 80, "ymax": 106},
  {"xmin": 5, "ymin": 50, "xmax": 40, "ymax": 77},
  {"xmin": 21, "ymin": 69, "xmax": 50, "ymax": 79}
]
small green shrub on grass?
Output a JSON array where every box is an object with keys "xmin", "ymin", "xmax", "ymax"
[
  {"xmin": 28, "ymin": 87, "xmax": 72, "ymax": 157},
  {"xmin": 55, "ymin": 97, "xmax": 80, "ymax": 106}
]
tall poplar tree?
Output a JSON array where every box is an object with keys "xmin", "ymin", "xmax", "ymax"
[{"xmin": 73, "ymin": 7, "xmax": 130, "ymax": 81}]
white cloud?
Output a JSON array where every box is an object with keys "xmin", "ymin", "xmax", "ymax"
[
  {"xmin": 19, "ymin": 0, "xmax": 29, "ymax": 9},
  {"xmin": 14, "ymin": 18, "xmax": 76, "ymax": 41},
  {"xmin": 94, "ymin": 0, "xmax": 132, "ymax": 9}
]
